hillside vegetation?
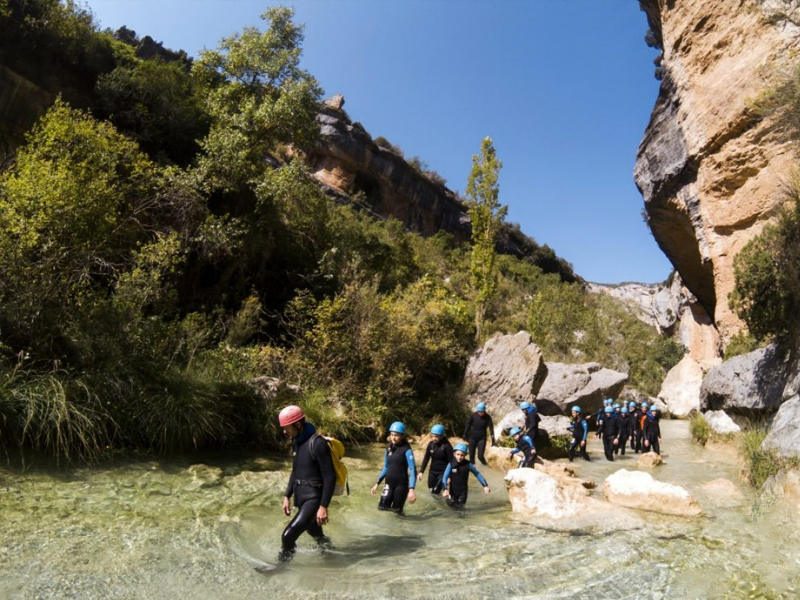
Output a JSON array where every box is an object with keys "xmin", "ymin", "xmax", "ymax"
[{"xmin": 0, "ymin": 2, "xmax": 681, "ymax": 462}]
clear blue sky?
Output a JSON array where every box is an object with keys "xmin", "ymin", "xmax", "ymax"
[{"xmin": 86, "ymin": 0, "xmax": 672, "ymax": 284}]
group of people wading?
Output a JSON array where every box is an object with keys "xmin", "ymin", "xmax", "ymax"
[{"xmin": 275, "ymin": 397, "xmax": 663, "ymax": 563}]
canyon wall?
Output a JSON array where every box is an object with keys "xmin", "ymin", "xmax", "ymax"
[{"xmin": 635, "ymin": 0, "xmax": 800, "ymax": 359}]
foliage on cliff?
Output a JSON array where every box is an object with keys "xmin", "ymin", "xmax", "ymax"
[{"xmin": 0, "ymin": 4, "xmax": 676, "ymax": 461}]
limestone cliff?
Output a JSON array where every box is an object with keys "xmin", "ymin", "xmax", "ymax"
[
  {"xmin": 635, "ymin": 0, "xmax": 800, "ymax": 358},
  {"xmin": 307, "ymin": 95, "xmax": 577, "ymax": 281}
]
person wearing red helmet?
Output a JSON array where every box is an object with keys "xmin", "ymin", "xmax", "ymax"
[{"xmin": 278, "ymin": 404, "xmax": 335, "ymax": 562}]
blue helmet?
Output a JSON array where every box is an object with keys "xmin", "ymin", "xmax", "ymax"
[
  {"xmin": 651, "ymin": 406, "xmax": 660, "ymax": 413},
  {"xmin": 606, "ymin": 398, "xmax": 614, "ymax": 405},
  {"xmin": 571, "ymin": 405, "xmax": 581, "ymax": 413},
  {"xmin": 604, "ymin": 406, "xmax": 612, "ymax": 413},
  {"xmin": 476, "ymin": 402, "xmax": 487, "ymax": 412},
  {"xmin": 389, "ymin": 421, "xmax": 406, "ymax": 434},
  {"xmin": 629, "ymin": 401, "xmax": 636, "ymax": 407},
  {"xmin": 519, "ymin": 401, "xmax": 531, "ymax": 410},
  {"xmin": 453, "ymin": 442, "xmax": 468, "ymax": 453},
  {"xmin": 508, "ymin": 426, "xmax": 522, "ymax": 437},
  {"xmin": 430, "ymin": 424, "xmax": 445, "ymax": 436},
  {"xmin": 613, "ymin": 403, "xmax": 620, "ymax": 409},
  {"xmin": 641, "ymin": 402, "xmax": 649, "ymax": 409},
  {"xmin": 621, "ymin": 407, "xmax": 629, "ymax": 414}
]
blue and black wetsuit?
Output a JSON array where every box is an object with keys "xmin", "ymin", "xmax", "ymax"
[
  {"xmin": 419, "ymin": 438, "xmax": 453, "ymax": 494},
  {"xmin": 510, "ymin": 434, "xmax": 536, "ymax": 468},
  {"xmin": 376, "ymin": 440, "xmax": 416, "ymax": 512},
  {"xmin": 441, "ymin": 457, "xmax": 488, "ymax": 508},
  {"xmin": 282, "ymin": 423, "xmax": 335, "ymax": 553},
  {"xmin": 615, "ymin": 413, "xmax": 632, "ymax": 455},
  {"xmin": 524, "ymin": 406, "xmax": 541, "ymax": 441},
  {"xmin": 643, "ymin": 413, "xmax": 661, "ymax": 454},
  {"xmin": 567, "ymin": 416, "xmax": 590, "ymax": 461},
  {"xmin": 463, "ymin": 411, "xmax": 495, "ymax": 465}
]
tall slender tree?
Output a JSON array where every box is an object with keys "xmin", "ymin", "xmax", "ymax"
[{"xmin": 465, "ymin": 137, "xmax": 506, "ymax": 341}]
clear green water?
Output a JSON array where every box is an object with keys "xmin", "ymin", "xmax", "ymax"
[{"xmin": 1, "ymin": 421, "xmax": 798, "ymax": 599}]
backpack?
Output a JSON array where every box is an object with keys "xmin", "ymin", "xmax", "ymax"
[{"xmin": 311, "ymin": 434, "xmax": 349, "ymax": 496}]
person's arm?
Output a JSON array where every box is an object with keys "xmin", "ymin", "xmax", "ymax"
[
  {"xmin": 487, "ymin": 414, "xmax": 496, "ymax": 445},
  {"xmin": 283, "ymin": 454, "xmax": 296, "ymax": 515},
  {"xmin": 581, "ymin": 419, "xmax": 589, "ymax": 443},
  {"xmin": 441, "ymin": 462, "xmax": 453, "ymax": 487},
  {"xmin": 376, "ymin": 449, "xmax": 388, "ymax": 484},
  {"xmin": 468, "ymin": 463, "xmax": 489, "ymax": 487},
  {"xmin": 523, "ymin": 435, "xmax": 535, "ymax": 452},
  {"xmin": 509, "ymin": 444, "xmax": 520, "ymax": 456},
  {"xmin": 463, "ymin": 415, "xmax": 472, "ymax": 440},
  {"xmin": 405, "ymin": 448, "xmax": 417, "ymax": 489},
  {"xmin": 419, "ymin": 442, "xmax": 431, "ymax": 474}
]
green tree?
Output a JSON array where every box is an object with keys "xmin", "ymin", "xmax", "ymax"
[
  {"xmin": 465, "ymin": 137, "xmax": 506, "ymax": 341},
  {"xmin": 729, "ymin": 185, "xmax": 800, "ymax": 344},
  {"xmin": 192, "ymin": 6, "xmax": 322, "ymax": 190},
  {"xmin": 527, "ymin": 275, "xmax": 588, "ymax": 357}
]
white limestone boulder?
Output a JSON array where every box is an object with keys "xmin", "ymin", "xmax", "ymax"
[{"xmin": 603, "ymin": 469, "xmax": 702, "ymax": 516}]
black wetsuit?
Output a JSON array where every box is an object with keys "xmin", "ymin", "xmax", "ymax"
[
  {"xmin": 419, "ymin": 438, "xmax": 453, "ymax": 494},
  {"xmin": 524, "ymin": 408, "xmax": 541, "ymax": 441},
  {"xmin": 629, "ymin": 409, "xmax": 641, "ymax": 451},
  {"xmin": 615, "ymin": 414, "xmax": 632, "ymax": 455},
  {"xmin": 282, "ymin": 423, "xmax": 335, "ymax": 553},
  {"xmin": 463, "ymin": 411, "xmax": 495, "ymax": 465},
  {"xmin": 644, "ymin": 414, "xmax": 661, "ymax": 454},
  {"xmin": 568, "ymin": 416, "xmax": 590, "ymax": 461},
  {"xmin": 442, "ymin": 457, "xmax": 488, "ymax": 508},
  {"xmin": 510, "ymin": 434, "xmax": 536, "ymax": 468},
  {"xmin": 597, "ymin": 413, "xmax": 619, "ymax": 461},
  {"xmin": 376, "ymin": 441, "xmax": 416, "ymax": 512}
]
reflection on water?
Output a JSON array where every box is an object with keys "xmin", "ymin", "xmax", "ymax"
[{"xmin": 1, "ymin": 421, "xmax": 799, "ymax": 599}]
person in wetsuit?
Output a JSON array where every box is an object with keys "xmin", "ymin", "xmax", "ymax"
[
  {"xmin": 634, "ymin": 402, "xmax": 649, "ymax": 453},
  {"xmin": 418, "ymin": 424, "xmax": 453, "ymax": 494},
  {"xmin": 597, "ymin": 405, "xmax": 619, "ymax": 461},
  {"xmin": 508, "ymin": 426, "xmax": 536, "ymax": 468},
  {"xmin": 567, "ymin": 405, "xmax": 590, "ymax": 462},
  {"xmin": 628, "ymin": 401, "xmax": 640, "ymax": 452},
  {"xmin": 643, "ymin": 406, "xmax": 662, "ymax": 455},
  {"xmin": 520, "ymin": 401, "xmax": 541, "ymax": 442},
  {"xmin": 278, "ymin": 404, "xmax": 335, "ymax": 562},
  {"xmin": 442, "ymin": 442, "xmax": 491, "ymax": 508},
  {"xmin": 615, "ymin": 406, "xmax": 633, "ymax": 455},
  {"xmin": 463, "ymin": 402, "xmax": 495, "ymax": 465},
  {"xmin": 595, "ymin": 398, "xmax": 612, "ymax": 439},
  {"xmin": 370, "ymin": 421, "xmax": 417, "ymax": 513}
]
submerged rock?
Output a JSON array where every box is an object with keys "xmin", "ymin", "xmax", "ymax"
[
  {"xmin": 603, "ymin": 469, "xmax": 702, "ymax": 516},
  {"xmin": 184, "ymin": 464, "xmax": 224, "ymax": 490},
  {"xmin": 700, "ymin": 478, "xmax": 744, "ymax": 508},
  {"xmin": 536, "ymin": 362, "xmax": 628, "ymax": 416},
  {"xmin": 505, "ymin": 466, "xmax": 641, "ymax": 533},
  {"xmin": 636, "ymin": 453, "xmax": 663, "ymax": 468}
]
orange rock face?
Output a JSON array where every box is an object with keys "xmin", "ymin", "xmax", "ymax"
[{"xmin": 635, "ymin": 1, "xmax": 800, "ymax": 359}]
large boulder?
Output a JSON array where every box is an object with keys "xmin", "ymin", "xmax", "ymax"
[
  {"xmin": 703, "ymin": 410, "xmax": 741, "ymax": 435},
  {"xmin": 657, "ymin": 355, "xmax": 704, "ymax": 417},
  {"xmin": 464, "ymin": 331, "xmax": 548, "ymax": 425},
  {"xmin": 602, "ymin": 469, "xmax": 702, "ymax": 516},
  {"xmin": 763, "ymin": 395, "xmax": 800, "ymax": 459},
  {"xmin": 505, "ymin": 467, "xmax": 642, "ymax": 532},
  {"xmin": 700, "ymin": 344, "xmax": 791, "ymax": 415},
  {"xmin": 536, "ymin": 362, "xmax": 628, "ymax": 416}
]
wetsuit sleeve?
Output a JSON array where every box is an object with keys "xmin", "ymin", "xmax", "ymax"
[
  {"xmin": 376, "ymin": 449, "xmax": 389, "ymax": 484},
  {"xmin": 419, "ymin": 442, "xmax": 432, "ymax": 474},
  {"xmin": 523, "ymin": 435, "xmax": 535, "ymax": 451},
  {"xmin": 488, "ymin": 414, "xmax": 495, "ymax": 443},
  {"xmin": 463, "ymin": 415, "xmax": 472, "ymax": 439},
  {"xmin": 314, "ymin": 436, "xmax": 336, "ymax": 508},
  {"xmin": 405, "ymin": 448, "xmax": 416, "ymax": 488},
  {"xmin": 442, "ymin": 462, "xmax": 453, "ymax": 487},
  {"xmin": 509, "ymin": 445, "xmax": 520, "ymax": 455},
  {"xmin": 581, "ymin": 419, "xmax": 589, "ymax": 442},
  {"xmin": 285, "ymin": 460, "xmax": 296, "ymax": 499},
  {"xmin": 469, "ymin": 463, "xmax": 488, "ymax": 487}
]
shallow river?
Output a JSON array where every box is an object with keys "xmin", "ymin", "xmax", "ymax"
[{"xmin": 1, "ymin": 420, "xmax": 798, "ymax": 599}]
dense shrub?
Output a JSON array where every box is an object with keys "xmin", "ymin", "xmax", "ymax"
[{"xmin": 689, "ymin": 412, "xmax": 710, "ymax": 446}]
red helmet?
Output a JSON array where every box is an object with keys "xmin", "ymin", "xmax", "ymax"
[{"xmin": 278, "ymin": 405, "xmax": 305, "ymax": 427}]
